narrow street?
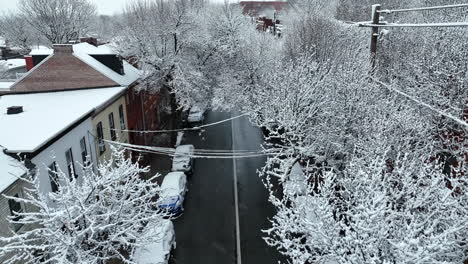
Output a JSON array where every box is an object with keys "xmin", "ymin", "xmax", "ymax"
[{"xmin": 171, "ymin": 111, "xmax": 283, "ymax": 264}]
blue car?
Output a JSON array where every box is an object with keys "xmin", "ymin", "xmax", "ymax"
[{"xmin": 158, "ymin": 172, "xmax": 187, "ymax": 216}]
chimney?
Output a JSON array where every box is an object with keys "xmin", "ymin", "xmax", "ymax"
[
  {"xmin": 7, "ymin": 106, "xmax": 23, "ymax": 115},
  {"xmin": 80, "ymin": 37, "xmax": 98, "ymax": 47},
  {"xmin": 24, "ymin": 55, "xmax": 34, "ymax": 71},
  {"xmin": 53, "ymin": 44, "xmax": 73, "ymax": 54}
]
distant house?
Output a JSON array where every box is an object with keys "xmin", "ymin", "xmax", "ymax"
[
  {"xmin": 0, "ymin": 58, "xmax": 27, "ymax": 79},
  {"xmin": 0, "ymin": 37, "xmax": 24, "ymax": 60},
  {"xmin": 239, "ymin": 0, "xmax": 288, "ymax": 17}
]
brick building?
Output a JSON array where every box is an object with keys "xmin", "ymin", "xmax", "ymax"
[{"xmin": 239, "ymin": 0, "xmax": 288, "ymax": 17}]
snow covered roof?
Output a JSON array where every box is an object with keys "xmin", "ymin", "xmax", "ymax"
[
  {"xmin": 0, "ymin": 148, "xmax": 27, "ymax": 193},
  {"xmin": 28, "ymin": 43, "xmax": 141, "ymax": 87},
  {"xmin": 0, "ymin": 58, "xmax": 26, "ymax": 70},
  {"xmin": 0, "ymin": 81, "xmax": 15, "ymax": 90},
  {"xmin": 0, "ymin": 86, "xmax": 126, "ymax": 153},
  {"xmin": 74, "ymin": 52, "xmax": 140, "ymax": 87},
  {"xmin": 29, "ymin": 45, "xmax": 53, "ymax": 55},
  {"xmin": 29, "ymin": 43, "xmax": 115, "ymax": 56}
]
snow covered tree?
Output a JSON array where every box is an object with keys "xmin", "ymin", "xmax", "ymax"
[
  {"xmin": 19, "ymin": 0, "xmax": 97, "ymax": 44},
  {"xmin": 0, "ymin": 13, "xmax": 39, "ymax": 51},
  {"xmin": 116, "ymin": 0, "xmax": 270, "ymax": 109},
  {"xmin": 244, "ymin": 1, "xmax": 468, "ymax": 262},
  {"xmin": 264, "ymin": 153, "xmax": 467, "ymax": 264},
  {"xmin": 0, "ymin": 148, "xmax": 169, "ymax": 264},
  {"xmin": 117, "ymin": 0, "xmax": 204, "ymax": 108}
]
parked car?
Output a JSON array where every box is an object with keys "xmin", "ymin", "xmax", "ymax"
[
  {"xmin": 283, "ymin": 161, "xmax": 308, "ymax": 197},
  {"xmin": 133, "ymin": 220, "xmax": 176, "ymax": 264},
  {"xmin": 187, "ymin": 105, "xmax": 206, "ymax": 123},
  {"xmin": 158, "ymin": 172, "xmax": 187, "ymax": 215},
  {"xmin": 172, "ymin": 144, "xmax": 194, "ymax": 174}
]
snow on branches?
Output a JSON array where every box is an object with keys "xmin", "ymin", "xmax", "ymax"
[
  {"xmin": 265, "ymin": 154, "xmax": 467, "ymax": 264},
  {"xmin": 0, "ymin": 148, "xmax": 169, "ymax": 264},
  {"xmin": 252, "ymin": 1, "xmax": 468, "ymax": 263}
]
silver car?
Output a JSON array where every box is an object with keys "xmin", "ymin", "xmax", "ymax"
[{"xmin": 172, "ymin": 144, "xmax": 194, "ymax": 174}]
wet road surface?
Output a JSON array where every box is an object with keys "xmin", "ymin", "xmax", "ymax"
[{"xmin": 171, "ymin": 111, "xmax": 283, "ymax": 264}]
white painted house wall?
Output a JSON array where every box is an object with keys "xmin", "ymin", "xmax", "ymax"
[{"xmin": 31, "ymin": 118, "xmax": 97, "ymax": 195}]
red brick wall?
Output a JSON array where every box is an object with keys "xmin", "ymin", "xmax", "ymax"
[
  {"xmin": 12, "ymin": 53, "xmax": 119, "ymax": 92},
  {"xmin": 240, "ymin": 1, "xmax": 287, "ymax": 16}
]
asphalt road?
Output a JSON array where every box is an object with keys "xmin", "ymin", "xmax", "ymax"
[{"xmin": 171, "ymin": 111, "xmax": 283, "ymax": 264}]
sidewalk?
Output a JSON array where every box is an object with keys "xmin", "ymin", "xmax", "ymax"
[{"xmin": 141, "ymin": 110, "xmax": 186, "ymax": 184}]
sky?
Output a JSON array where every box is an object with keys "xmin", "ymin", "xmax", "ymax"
[{"xmin": 0, "ymin": 0, "xmax": 235, "ymax": 16}]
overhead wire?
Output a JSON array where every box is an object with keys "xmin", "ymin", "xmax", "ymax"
[
  {"xmin": 106, "ymin": 112, "xmax": 251, "ymax": 134},
  {"xmin": 105, "ymin": 140, "xmax": 281, "ymax": 155},
  {"xmin": 358, "ymin": 22, "xmax": 468, "ymax": 28},
  {"xmin": 106, "ymin": 140, "xmax": 281, "ymax": 159},
  {"xmin": 371, "ymin": 77, "xmax": 468, "ymax": 130},
  {"xmin": 378, "ymin": 3, "xmax": 468, "ymax": 14},
  {"xmin": 351, "ymin": 3, "xmax": 468, "ymax": 28}
]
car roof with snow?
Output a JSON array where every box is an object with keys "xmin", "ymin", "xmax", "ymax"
[
  {"xmin": 189, "ymin": 105, "xmax": 205, "ymax": 112},
  {"xmin": 133, "ymin": 220, "xmax": 174, "ymax": 264},
  {"xmin": 161, "ymin": 172, "xmax": 185, "ymax": 196},
  {"xmin": 174, "ymin": 145, "xmax": 194, "ymax": 156}
]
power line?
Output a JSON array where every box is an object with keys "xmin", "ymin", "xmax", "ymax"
[
  {"xmin": 359, "ymin": 22, "xmax": 468, "ymax": 28},
  {"xmin": 379, "ymin": 3, "xmax": 468, "ymax": 14},
  {"xmin": 371, "ymin": 77, "xmax": 468, "ymax": 129},
  {"xmin": 115, "ymin": 144, "xmax": 279, "ymax": 159},
  {"xmin": 104, "ymin": 140, "xmax": 282, "ymax": 159},
  {"xmin": 107, "ymin": 112, "xmax": 250, "ymax": 134}
]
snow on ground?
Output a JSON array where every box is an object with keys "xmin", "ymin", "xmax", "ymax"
[
  {"xmin": 0, "ymin": 87, "xmax": 126, "ymax": 153},
  {"xmin": 176, "ymin": 132, "xmax": 184, "ymax": 146}
]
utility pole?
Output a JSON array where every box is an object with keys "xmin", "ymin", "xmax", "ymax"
[{"xmin": 370, "ymin": 4, "xmax": 381, "ymax": 70}]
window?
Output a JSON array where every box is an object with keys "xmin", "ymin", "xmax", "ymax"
[
  {"xmin": 8, "ymin": 194, "xmax": 23, "ymax": 231},
  {"xmin": 80, "ymin": 137, "xmax": 88, "ymax": 166},
  {"xmin": 65, "ymin": 148, "xmax": 77, "ymax": 180},
  {"xmin": 97, "ymin": 122, "xmax": 106, "ymax": 154},
  {"xmin": 119, "ymin": 105, "xmax": 126, "ymax": 130},
  {"xmin": 109, "ymin": 112, "xmax": 116, "ymax": 141},
  {"xmin": 48, "ymin": 162, "xmax": 59, "ymax": 193}
]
